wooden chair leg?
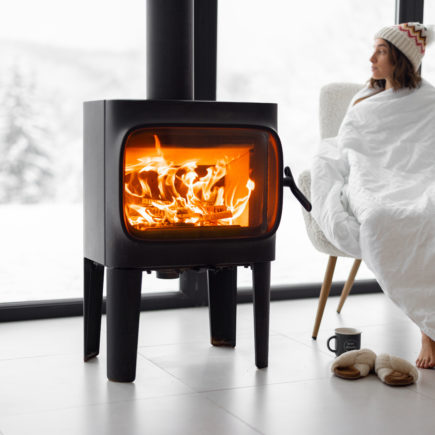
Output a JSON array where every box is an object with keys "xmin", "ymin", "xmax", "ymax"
[
  {"xmin": 312, "ymin": 256, "xmax": 337, "ymax": 340},
  {"xmin": 337, "ymin": 259, "xmax": 362, "ymax": 314}
]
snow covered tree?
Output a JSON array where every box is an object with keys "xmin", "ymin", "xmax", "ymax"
[{"xmin": 0, "ymin": 66, "xmax": 55, "ymax": 203}]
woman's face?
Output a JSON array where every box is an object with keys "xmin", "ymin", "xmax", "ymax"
[{"xmin": 370, "ymin": 38, "xmax": 395, "ymax": 81}]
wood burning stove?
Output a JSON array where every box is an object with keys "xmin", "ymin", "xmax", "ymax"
[
  {"xmin": 83, "ymin": 0, "xmax": 310, "ymax": 382},
  {"xmin": 84, "ymin": 100, "xmax": 282, "ymax": 268}
]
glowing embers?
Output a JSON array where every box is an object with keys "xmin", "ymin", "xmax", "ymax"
[{"xmin": 124, "ymin": 134, "xmax": 255, "ymax": 233}]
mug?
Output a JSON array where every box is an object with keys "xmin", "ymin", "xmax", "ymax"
[{"xmin": 327, "ymin": 327, "xmax": 361, "ymax": 356}]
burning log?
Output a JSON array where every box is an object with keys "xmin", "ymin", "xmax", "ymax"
[{"xmin": 203, "ymin": 210, "xmax": 233, "ymax": 221}]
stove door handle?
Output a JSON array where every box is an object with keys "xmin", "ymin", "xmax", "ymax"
[{"xmin": 283, "ymin": 166, "xmax": 312, "ymax": 212}]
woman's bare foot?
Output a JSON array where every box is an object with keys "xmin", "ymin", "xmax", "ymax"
[{"xmin": 416, "ymin": 331, "xmax": 435, "ymax": 369}]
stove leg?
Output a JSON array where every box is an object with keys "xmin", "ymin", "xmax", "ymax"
[
  {"xmin": 207, "ymin": 267, "xmax": 237, "ymax": 347},
  {"xmin": 106, "ymin": 267, "xmax": 142, "ymax": 382},
  {"xmin": 84, "ymin": 258, "xmax": 104, "ymax": 362},
  {"xmin": 252, "ymin": 262, "xmax": 271, "ymax": 369}
]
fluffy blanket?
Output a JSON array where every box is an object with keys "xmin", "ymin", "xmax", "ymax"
[{"xmin": 311, "ymin": 79, "xmax": 435, "ymax": 340}]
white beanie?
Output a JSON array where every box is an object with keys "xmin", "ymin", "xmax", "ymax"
[{"xmin": 375, "ymin": 22, "xmax": 435, "ymax": 71}]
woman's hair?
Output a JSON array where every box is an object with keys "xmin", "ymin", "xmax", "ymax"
[{"xmin": 369, "ymin": 40, "xmax": 422, "ymax": 90}]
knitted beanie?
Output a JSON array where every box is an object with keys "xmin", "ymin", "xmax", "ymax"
[{"xmin": 375, "ymin": 23, "xmax": 435, "ymax": 71}]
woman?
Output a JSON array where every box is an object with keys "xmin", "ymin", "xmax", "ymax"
[
  {"xmin": 311, "ymin": 23, "xmax": 435, "ymax": 370},
  {"xmin": 370, "ymin": 24, "xmax": 435, "ymax": 370}
]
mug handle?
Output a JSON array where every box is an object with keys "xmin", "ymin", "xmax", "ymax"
[{"xmin": 327, "ymin": 335, "xmax": 337, "ymax": 353}]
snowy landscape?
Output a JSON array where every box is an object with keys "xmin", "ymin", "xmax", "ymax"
[{"xmin": 1, "ymin": 0, "xmax": 434, "ymax": 302}]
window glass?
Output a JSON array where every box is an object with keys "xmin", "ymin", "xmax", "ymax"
[
  {"xmin": 218, "ymin": 0, "xmax": 395, "ymax": 286},
  {"xmin": 0, "ymin": 0, "xmax": 398, "ymax": 302},
  {"xmin": 0, "ymin": 0, "xmax": 146, "ymax": 302}
]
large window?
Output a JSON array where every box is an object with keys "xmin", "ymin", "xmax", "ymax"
[{"xmin": 2, "ymin": 0, "xmax": 423, "ymax": 304}]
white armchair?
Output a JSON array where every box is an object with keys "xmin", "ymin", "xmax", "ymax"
[{"xmin": 298, "ymin": 82, "xmax": 364, "ymax": 340}]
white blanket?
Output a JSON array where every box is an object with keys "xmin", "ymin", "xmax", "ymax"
[{"xmin": 311, "ymin": 79, "xmax": 435, "ymax": 340}]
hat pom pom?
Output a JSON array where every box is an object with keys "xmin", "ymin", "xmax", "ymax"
[{"xmin": 426, "ymin": 25, "xmax": 435, "ymax": 46}]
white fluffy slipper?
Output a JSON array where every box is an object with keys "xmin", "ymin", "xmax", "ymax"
[
  {"xmin": 375, "ymin": 354, "xmax": 419, "ymax": 386},
  {"xmin": 331, "ymin": 349, "xmax": 377, "ymax": 380}
]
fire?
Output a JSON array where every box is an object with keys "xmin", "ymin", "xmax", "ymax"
[{"xmin": 124, "ymin": 135, "xmax": 255, "ymax": 230}]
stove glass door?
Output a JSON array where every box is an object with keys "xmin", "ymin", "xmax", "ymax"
[{"xmin": 122, "ymin": 126, "xmax": 280, "ymax": 240}]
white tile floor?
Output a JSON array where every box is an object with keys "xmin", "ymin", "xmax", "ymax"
[{"xmin": 1, "ymin": 293, "xmax": 435, "ymax": 435}]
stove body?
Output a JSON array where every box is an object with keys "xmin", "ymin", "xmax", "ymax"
[
  {"xmin": 84, "ymin": 100, "xmax": 282, "ymax": 271},
  {"xmin": 83, "ymin": 0, "xmax": 309, "ymax": 383}
]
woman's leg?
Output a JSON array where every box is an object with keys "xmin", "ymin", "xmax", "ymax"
[{"xmin": 416, "ymin": 331, "xmax": 435, "ymax": 369}]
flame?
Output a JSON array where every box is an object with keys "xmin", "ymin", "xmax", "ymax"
[{"xmin": 124, "ymin": 135, "xmax": 255, "ymax": 230}]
